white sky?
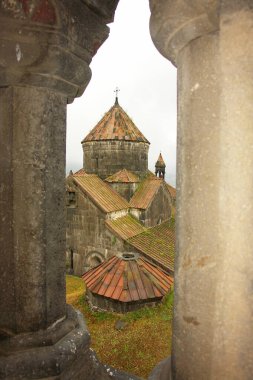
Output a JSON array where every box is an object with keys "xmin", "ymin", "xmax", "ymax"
[{"xmin": 67, "ymin": 0, "xmax": 177, "ymax": 186}]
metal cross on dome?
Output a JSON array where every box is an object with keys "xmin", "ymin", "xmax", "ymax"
[
  {"xmin": 114, "ymin": 87, "xmax": 120, "ymax": 104},
  {"xmin": 114, "ymin": 87, "xmax": 120, "ymax": 97}
]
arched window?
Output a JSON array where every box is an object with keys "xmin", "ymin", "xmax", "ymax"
[
  {"xmin": 86, "ymin": 251, "xmax": 105, "ymax": 271},
  {"xmin": 90, "ymin": 256, "xmax": 102, "ymax": 268}
]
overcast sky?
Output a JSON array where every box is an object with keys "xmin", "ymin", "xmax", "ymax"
[{"xmin": 67, "ymin": 0, "xmax": 177, "ymax": 186}]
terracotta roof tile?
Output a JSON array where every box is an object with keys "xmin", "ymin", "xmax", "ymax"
[
  {"xmin": 130, "ymin": 177, "xmax": 164, "ymax": 209},
  {"xmin": 105, "ymin": 169, "xmax": 140, "ymax": 183},
  {"xmin": 128, "ymin": 220, "xmax": 175, "ymax": 273},
  {"xmin": 82, "ymin": 102, "xmax": 149, "ymax": 144},
  {"xmin": 74, "ymin": 168, "xmax": 87, "ymax": 176},
  {"xmin": 106, "ymin": 214, "xmax": 146, "ymax": 240},
  {"xmin": 82, "ymin": 255, "xmax": 173, "ymax": 303},
  {"xmin": 73, "ymin": 174, "xmax": 129, "ymax": 213}
]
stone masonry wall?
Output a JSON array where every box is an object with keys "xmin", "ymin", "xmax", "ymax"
[
  {"xmin": 138, "ymin": 185, "xmax": 172, "ymax": 228},
  {"xmin": 82, "ymin": 140, "xmax": 149, "ymax": 179},
  {"xmin": 66, "ymin": 188, "xmax": 126, "ymax": 276},
  {"xmin": 108, "ymin": 182, "xmax": 138, "ymax": 201}
]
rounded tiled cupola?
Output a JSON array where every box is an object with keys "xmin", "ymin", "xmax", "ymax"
[
  {"xmin": 81, "ymin": 98, "xmax": 150, "ymax": 179},
  {"xmin": 82, "ymin": 254, "xmax": 173, "ymax": 313}
]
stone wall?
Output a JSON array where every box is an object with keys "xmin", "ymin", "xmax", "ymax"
[
  {"xmin": 82, "ymin": 140, "xmax": 149, "ymax": 179},
  {"xmin": 146, "ymin": 184, "xmax": 172, "ymax": 227},
  {"xmin": 66, "ymin": 187, "xmax": 127, "ymax": 276},
  {"xmin": 130, "ymin": 184, "xmax": 172, "ymax": 228},
  {"xmin": 87, "ymin": 290, "xmax": 162, "ymax": 313},
  {"xmin": 108, "ymin": 182, "xmax": 138, "ymax": 201}
]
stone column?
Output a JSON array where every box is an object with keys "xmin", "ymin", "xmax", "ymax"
[
  {"xmin": 150, "ymin": 1, "xmax": 253, "ymax": 379},
  {"xmin": 0, "ymin": 1, "xmax": 119, "ymax": 379},
  {"xmin": 0, "ymin": 86, "xmax": 67, "ymax": 333}
]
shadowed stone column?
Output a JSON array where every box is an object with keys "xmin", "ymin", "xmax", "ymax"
[
  {"xmin": 149, "ymin": 1, "xmax": 253, "ymax": 379},
  {"xmin": 0, "ymin": 1, "xmax": 121, "ymax": 379},
  {"xmin": 0, "ymin": 86, "xmax": 67, "ymax": 333}
]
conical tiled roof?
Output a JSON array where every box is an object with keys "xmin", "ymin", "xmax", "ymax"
[
  {"xmin": 82, "ymin": 254, "xmax": 173, "ymax": 303},
  {"xmin": 155, "ymin": 153, "xmax": 166, "ymax": 168},
  {"xmin": 82, "ymin": 100, "xmax": 150, "ymax": 143}
]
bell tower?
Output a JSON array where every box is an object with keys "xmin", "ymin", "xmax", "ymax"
[{"xmin": 155, "ymin": 152, "xmax": 166, "ymax": 179}]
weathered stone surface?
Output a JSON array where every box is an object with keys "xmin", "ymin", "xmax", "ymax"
[
  {"xmin": 81, "ymin": 0, "xmax": 120, "ymax": 23},
  {"xmin": 0, "ymin": 2, "xmax": 124, "ymax": 378},
  {"xmin": 66, "ymin": 185, "xmax": 129, "ymax": 275},
  {"xmin": 0, "ymin": 86, "xmax": 66, "ymax": 334},
  {"xmin": 105, "ymin": 366, "xmax": 142, "ymax": 380},
  {"xmin": 0, "ymin": 305, "xmax": 86, "ymax": 378},
  {"xmin": 0, "ymin": 0, "xmax": 117, "ymax": 102},
  {"xmin": 148, "ymin": 356, "xmax": 172, "ymax": 380},
  {"xmin": 149, "ymin": 0, "xmax": 219, "ymax": 66},
  {"xmin": 0, "ymin": 305, "xmax": 122, "ymax": 380},
  {"xmin": 173, "ymin": 31, "xmax": 221, "ymax": 380},
  {"xmin": 114, "ymin": 320, "xmax": 129, "ymax": 331},
  {"xmin": 150, "ymin": 0, "xmax": 253, "ymax": 379},
  {"xmin": 83, "ymin": 141, "xmax": 149, "ymax": 179},
  {"xmin": 210, "ymin": 3, "xmax": 253, "ymax": 378},
  {"xmin": 139, "ymin": 184, "xmax": 171, "ymax": 228},
  {"xmin": 108, "ymin": 182, "xmax": 138, "ymax": 202}
]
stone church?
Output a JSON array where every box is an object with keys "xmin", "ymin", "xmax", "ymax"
[
  {"xmin": 66, "ymin": 96, "xmax": 176, "ymax": 276},
  {"xmin": 1, "ymin": 2, "xmax": 252, "ymax": 379}
]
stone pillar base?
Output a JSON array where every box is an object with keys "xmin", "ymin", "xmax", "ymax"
[
  {"xmin": 148, "ymin": 356, "xmax": 172, "ymax": 380},
  {"xmin": 0, "ymin": 305, "xmax": 142, "ymax": 380},
  {"xmin": 0, "ymin": 306, "xmax": 110, "ymax": 380}
]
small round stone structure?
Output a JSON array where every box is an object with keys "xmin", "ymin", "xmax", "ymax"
[{"xmin": 82, "ymin": 253, "xmax": 173, "ymax": 313}]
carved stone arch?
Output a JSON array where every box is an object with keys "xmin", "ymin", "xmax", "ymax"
[{"xmin": 85, "ymin": 251, "xmax": 105, "ymax": 271}]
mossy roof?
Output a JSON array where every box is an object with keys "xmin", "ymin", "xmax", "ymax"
[
  {"xmin": 73, "ymin": 174, "xmax": 129, "ymax": 213},
  {"xmin": 129, "ymin": 177, "xmax": 164, "ymax": 209},
  {"xmin": 106, "ymin": 214, "xmax": 146, "ymax": 240},
  {"xmin": 128, "ymin": 220, "xmax": 175, "ymax": 273},
  {"xmin": 106, "ymin": 215, "xmax": 175, "ymax": 273}
]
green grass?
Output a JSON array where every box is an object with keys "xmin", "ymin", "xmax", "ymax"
[
  {"xmin": 66, "ymin": 275, "xmax": 173, "ymax": 379},
  {"xmin": 66, "ymin": 275, "xmax": 85, "ymax": 304}
]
